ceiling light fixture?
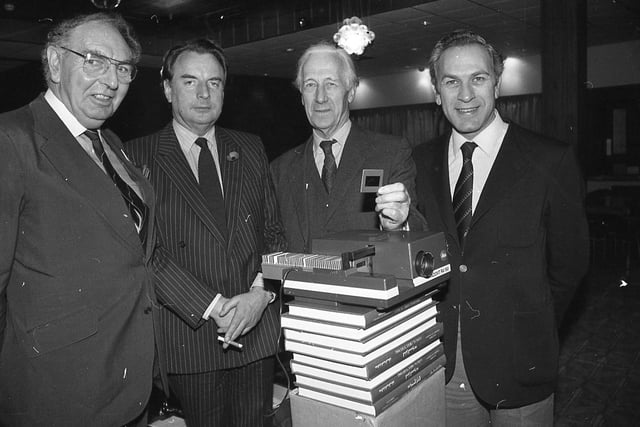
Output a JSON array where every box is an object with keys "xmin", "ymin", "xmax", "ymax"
[
  {"xmin": 90, "ymin": 0, "xmax": 122, "ymax": 9},
  {"xmin": 333, "ymin": 16, "xmax": 375, "ymax": 56}
]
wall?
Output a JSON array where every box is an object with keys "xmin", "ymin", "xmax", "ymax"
[
  {"xmin": 587, "ymin": 40, "xmax": 640, "ymax": 89},
  {"xmin": 1, "ymin": 40, "xmax": 637, "ymax": 163},
  {"xmin": 0, "ymin": 63, "xmax": 309, "ymax": 160},
  {"xmin": 351, "ymin": 40, "xmax": 640, "ymax": 110}
]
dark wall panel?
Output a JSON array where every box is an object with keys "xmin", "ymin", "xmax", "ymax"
[{"xmin": 0, "ymin": 62, "xmax": 309, "ymax": 160}]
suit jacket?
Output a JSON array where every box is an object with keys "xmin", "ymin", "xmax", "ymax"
[
  {"xmin": 270, "ymin": 124, "xmax": 425, "ymax": 253},
  {"xmin": 0, "ymin": 95, "xmax": 157, "ymax": 426},
  {"xmin": 412, "ymin": 123, "xmax": 589, "ymax": 408},
  {"xmin": 126, "ymin": 123, "xmax": 286, "ymax": 373}
]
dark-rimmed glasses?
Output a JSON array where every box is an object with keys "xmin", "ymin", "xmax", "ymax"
[{"xmin": 58, "ymin": 46, "xmax": 137, "ymax": 83}]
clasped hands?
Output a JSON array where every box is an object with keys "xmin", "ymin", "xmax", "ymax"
[
  {"xmin": 376, "ymin": 182, "xmax": 410, "ymax": 230},
  {"xmin": 209, "ymin": 286, "xmax": 272, "ymax": 350}
]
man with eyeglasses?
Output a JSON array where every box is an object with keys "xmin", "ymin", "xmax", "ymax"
[{"xmin": 0, "ymin": 12, "xmax": 157, "ymax": 427}]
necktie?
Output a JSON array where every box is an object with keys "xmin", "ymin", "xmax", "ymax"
[
  {"xmin": 195, "ymin": 137, "xmax": 227, "ymax": 235},
  {"xmin": 85, "ymin": 130, "xmax": 147, "ymax": 242},
  {"xmin": 320, "ymin": 139, "xmax": 337, "ymax": 193},
  {"xmin": 453, "ymin": 141, "xmax": 478, "ymax": 248}
]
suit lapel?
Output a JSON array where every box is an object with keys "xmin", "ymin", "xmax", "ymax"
[
  {"xmin": 325, "ymin": 125, "xmax": 368, "ymax": 222},
  {"xmin": 426, "ymin": 134, "xmax": 459, "ymax": 246},
  {"xmin": 471, "ymin": 126, "xmax": 526, "ymax": 227},
  {"xmin": 32, "ymin": 97, "xmax": 142, "ymax": 253},
  {"xmin": 216, "ymin": 128, "xmax": 241, "ymax": 250},
  {"xmin": 102, "ymin": 129, "xmax": 157, "ymax": 262},
  {"xmin": 434, "ymin": 136, "xmax": 458, "ymax": 235},
  {"xmin": 288, "ymin": 139, "xmax": 313, "ymax": 250},
  {"xmin": 155, "ymin": 124, "xmax": 227, "ymax": 245}
]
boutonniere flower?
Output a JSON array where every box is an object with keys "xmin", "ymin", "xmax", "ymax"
[{"xmin": 227, "ymin": 151, "xmax": 240, "ymax": 162}]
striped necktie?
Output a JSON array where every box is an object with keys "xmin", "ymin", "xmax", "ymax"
[
  {"xmin": 85, "ymin": 130, "xmax": 147, "ymax": 243},
  {"xmin": 453, "ymin": 141, "xmax": 477, "ymax": 248}
]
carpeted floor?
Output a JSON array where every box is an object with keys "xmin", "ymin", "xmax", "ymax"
[{"xmin": 555, "ymin": 254, "xmax": 639, "ymax": 426}]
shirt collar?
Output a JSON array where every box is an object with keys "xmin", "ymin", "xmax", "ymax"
[
  {"xmin": 313, "ymin": 119, "xmax": 351, "ymax": 151},
  {"xmin": 450, "ymin": 110, "xmax": 508, "ymax": 160},
  {"xmin": 44, "ymin": 89, "xmax": 88, "ymax": 138},
  {"xmin": 172, "ymin": 119, "xmax": 217, "ymax": 152}
]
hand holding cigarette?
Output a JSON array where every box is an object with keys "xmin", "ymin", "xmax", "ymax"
[{"xmin": 217, "ymin": 335, "xmax": 243, "ymax": 350}]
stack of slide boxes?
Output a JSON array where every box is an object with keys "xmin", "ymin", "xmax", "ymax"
[{"xmin": 265, "ymin": 251, "xmax": 445, "ymax": 417}]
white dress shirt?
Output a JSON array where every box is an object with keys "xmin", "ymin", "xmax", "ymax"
[
  {"xmin": 448, "ymin": 111, "xmax": 509, "ymax": 214},
  {"xmin": 312, "ymin": 119, "xmax": 351, "ymax": 176},
  {"xmin": 44, "ymin": 89, "xmax": 144, "ymax": 200},
  {"xmin": 173, "ymin": 120, "xmax": 224, "ymax": 194}
]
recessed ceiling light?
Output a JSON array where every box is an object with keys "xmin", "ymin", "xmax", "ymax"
[{"xmin": 285, "ymin": 48, "xmax": 294, "ymax": 52}]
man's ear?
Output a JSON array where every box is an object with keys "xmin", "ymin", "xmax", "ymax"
[
  {"xmin": 494, "ymin": 76, "xmax": 501, "ymax": 99},
  {"xmin": 47, "ymin": 46, "xmax": 62, "ymax": 84},
  {"xmin": 435, "ymin": 93, "xmax": 441, "ymax": 106},
  {"xmin": 162, "ymin": 80, "xmax": 172, "ymax": 103},
  {"xmin": 347, "ymin": 87, "xmax": 356, "ymax": 104}
]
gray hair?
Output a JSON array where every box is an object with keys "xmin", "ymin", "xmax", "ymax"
[
  {"xmin": 41, "ymin": 12, "xmax": 141, "ymax": 85},
  {"xmin": 293, "ymin": 41, "xmax": 359, "ymax": 92},
  {"xmin": 428, "ymin": 29, "xmax": 504, "ymax": 90}
]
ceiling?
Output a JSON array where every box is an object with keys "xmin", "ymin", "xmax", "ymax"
[{"xmin": 0, "ymin": 0, "xmax": 638, "ymax": 79}]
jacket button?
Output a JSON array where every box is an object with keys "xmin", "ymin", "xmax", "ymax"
[
  {"xmin": 178, "ymin": 241, "xmax": 186, "ymax": 248},
  {"xmin": 144, "ymin": 307, "xmax": 152, "ymax": 314},
  {"xmin": 459, "ymin": 264, "xmax": 468, "ymax": 273}
]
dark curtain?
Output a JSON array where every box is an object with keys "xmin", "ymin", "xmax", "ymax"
[{"xmin": 351, "ymin": 94, "xmax": 542, "ymax": 147}]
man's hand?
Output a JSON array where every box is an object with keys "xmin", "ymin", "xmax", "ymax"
[
  {"xmin": 376, "ymin": 182, "xmax": 410, "ymax": 230},
  {"xmin": 209, "ymin": 295, "xmax": 236, "ymax": 330},
  {"xmin": 217, "ymin": 287, "xmax": 272, "ymax": 349}
]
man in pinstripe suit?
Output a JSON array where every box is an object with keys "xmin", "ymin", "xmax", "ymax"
[{"xmin": 127, "ymin": 39, "xmax": 286, "ymax": 427}]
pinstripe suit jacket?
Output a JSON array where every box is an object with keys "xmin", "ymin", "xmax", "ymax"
[{"xmin": 126, "ymin": 123, "xmax": 286, "ymax": 373}]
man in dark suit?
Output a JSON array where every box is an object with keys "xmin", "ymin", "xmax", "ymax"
[
  {"xmin": 271, "ymin": 42, "xmax": 425, "ymax": 253},
  {"xmin": 126, "ymin": 39, "xmax": 286, "ymax": 427},
  {"xmin": 412, "ymin": 30, "xmax": 589, "ymax": 425},
  {"xmin": 0, "ymin": 13, "xmax": 156, "ymax": 427}
]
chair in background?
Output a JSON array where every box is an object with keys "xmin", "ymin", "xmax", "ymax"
[{"xmin": 586, "ymin": 188, "xmax": 639, "ymax": 278}]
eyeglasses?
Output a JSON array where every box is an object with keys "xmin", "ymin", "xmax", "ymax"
[{"xmin": 58, "ymin": 46, "xmax": 137, "ymax": 83}]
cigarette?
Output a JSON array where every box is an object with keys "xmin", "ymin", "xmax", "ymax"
[{"xmin": 217, "ymin": 335, "xmax": 243, "ymax": 349}]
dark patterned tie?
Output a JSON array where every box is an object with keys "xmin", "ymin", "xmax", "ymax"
[
  {"xmin": 85, "ymin": 130, "xmax": 147, "ymax": 242},
  {"xmin": 320, "ymin": 139, "xmax": 337, "ymax": 193},
  {"xmin": 195, "ymin": 137, "xmax": 227, "ymax": 236},
  {"xmin": 453, "ymin": 141, "xmax": 478, "ymax": 248}
]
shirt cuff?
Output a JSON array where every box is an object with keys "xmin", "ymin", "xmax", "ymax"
[
  {"xmin": 250, "ymin": 272, "xmax": 264, "ymax": 289},
  {"xmin": 251, "ymin": 273, "xmax": 276, "ymax": 304},
  {"xmin": 203, "ymin": 293, "xmax": 222, "ymax": 319}
]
